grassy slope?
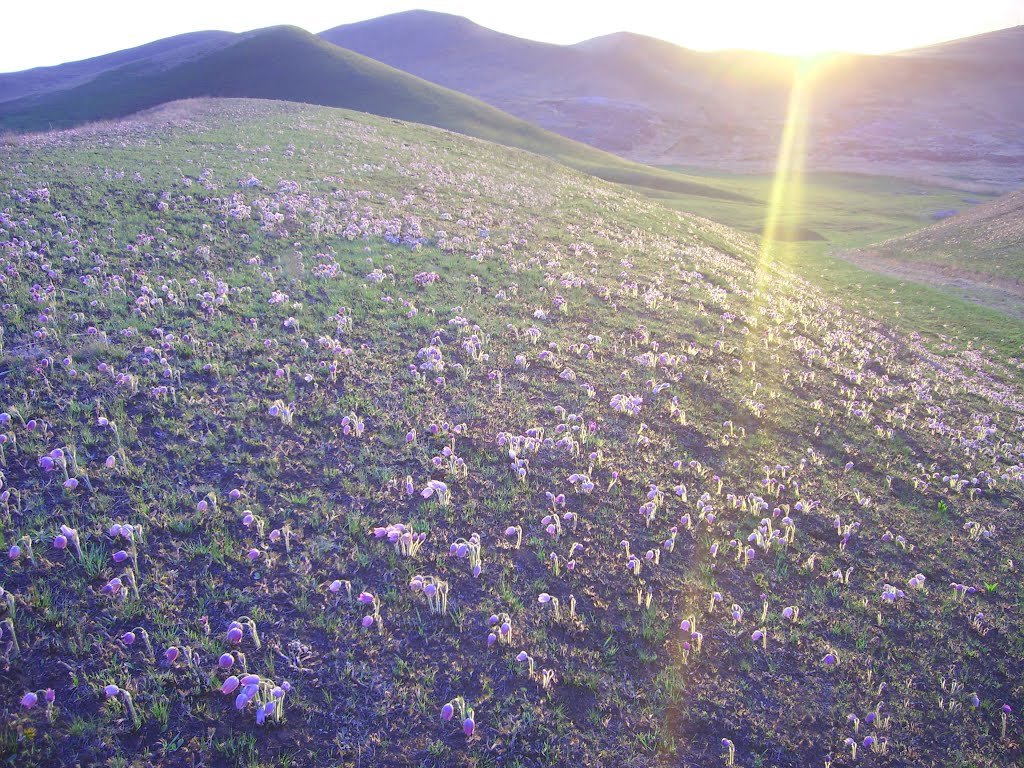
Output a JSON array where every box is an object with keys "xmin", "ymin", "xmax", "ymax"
[
  {"xmin": 0, "ymin": 31, "xmax": 237, "ymax": 105},
  {"xmin": 859, "ymin": 189, "xmax": 1024, "ymax": 284},
  {"xmin": 0, "ymin": 99, "xmax": 1021, "ymax": 767},
  {"xmin": 0, "ymin": 26, "xmax": 748, "ymax": 205},
  {"xmin": 646, "ymin": 168, "xmax": 1024, "ymax": 356}
]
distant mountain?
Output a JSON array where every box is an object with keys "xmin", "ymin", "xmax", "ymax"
[
  {"xmin": 0, "ymin": 31, "xmax": 237, "ymax": 104},
  {"xmin": 894, "ymin": 24, "xmax": 1024, "ymax": 70},
  {"xmin": 0, "ymin": 25, "xmax": 745, "ymax": 202},
  {"xmin": 4, "ymin": 13, "xmax": 1022, "ymax": 190},
  {"xmin": 321, "ymin": 12, "xmax": 1024, "ymax": 189},
  {"xmin": 321, "ymin": 12, "xmax": 795, "ymax": 157}
]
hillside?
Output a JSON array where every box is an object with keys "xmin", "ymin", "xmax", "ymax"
[
  {"xmin": 0, "ymin": 97, "xmax": 1021, "ymax": 767},
  {"xmin": 321, "ymin": 12, "xmax": 1024, "ymax": 188},
  {"xmin": 4, "ymin": 15, "xmax": 1022, "ymax": 189},
  {"xmin": 0, "ymin": 25, "xmax": 750, "ymax": 204},
  {"xmin": 842, "ymin": 190, "xmax": 1024, "ymax": 317},
  {"xmin": 0, "ymin": 31, "xmax": 237, "ymax": 104},
  {"xmin": 895, "ymin": 24, "xmax": 1024, "ymax": 69}
]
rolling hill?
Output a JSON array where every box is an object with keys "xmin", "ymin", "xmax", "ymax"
[
  {"xmin": 0, "ymin": 25, "xmax": 751, "ymax": 203},
  {"xmin": 321, "ymin": 11, "xmax": 1024, "ymax": 189},
  {"xmin": 0, "ymin": 95, "xmax": 1021, "ymax": 767},
  {"xmin": 4, "ymin": 14, "xmax": 1022, "ymax": 191},
  {"xmin": 842, "ymin": 189, "xmax": 1024, "ymax": 317},
  {"xmin": 0, "ymin": 30, "xmax": 237, "ymax": 104}
]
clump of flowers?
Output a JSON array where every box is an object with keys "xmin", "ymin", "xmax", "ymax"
[
  {"xmin": 538, "ymin": 592, "xmax": 561, "ymax": 621},
  {"xmin": 53, "ymin": 525, "xmax": 83, "ymax": 559},
  {"xmin": 449, "ymin": 534, "xmax": 482, "ymax": 577},
  {"xmin": 610, "ymin": 394, "xmax": 643, "ymax": 416},
  {"xmin": 120, "ymin": 627, "xmax": 155, "ymax": 661},
  {"xmin": 358, "ymin": 591, "xmax": 382, "ymax": 631},
  {"xmin": 409, "ymin": 575, "xmax": 449, "ymax": 615},
  {"xmin": 267, "ymin": 400, "xmax": 296, "ymax": 425},
  {"xmin": 373, "ymin": 523, "xmax": 426, "ymax": 557},
  {"xmin": 220, "ymin": 673, "xmax": 291, "ymax": 726},
  {"xmin": 226, "ymin": 617, "xmax": 261, "ymax": 649},
  {"xmin": 101, "ymin": 570, "xmax": 140, "ymax": 600},
  {"xmin": 39, "ymin": 446, "xmax": 93, "ymax": 492},
  {"xmin": 421, "ymin": 480, "xmax": 451, "ymax": 507},
  {"xmin": 722, "ymin": 738, "xmax": 736, "ymax": 766},
  {"xmin": 320, "ymin": 579, "xmax": 351, "ymax": 610},
  {"xmin": 103, "ymin": 683, "xmax": 141, "ymax": 729},
  {"xmin": 440, "ymin": 695, "xmax": 475, "ymax": 737},
  {"xmin": 8, "ymin": 536, "xmax": 35, "ymax": 565},
  {"xmin": 19, "ymin": 688, "xmax": 56, "ymax": 722},
  {"xmin": 0, "ymin": 587, "xmax": 18, "ymax": 661},
  {"xmin": 487, "ymin": 613, "xmax": 513, "ymax": 647}
]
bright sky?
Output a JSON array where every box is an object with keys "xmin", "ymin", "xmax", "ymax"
[{"xmin": 4, "ymin": 0, "xmax": 1023, "ymax": 72}]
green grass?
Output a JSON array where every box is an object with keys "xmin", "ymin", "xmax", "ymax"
[
  {"xmin": 642, "ymin": 167, "xmax": 1022, "ymax": 358},
  {"xmin": 0, "ymin": 99, "xmax": 1021, "ymax": 768}
]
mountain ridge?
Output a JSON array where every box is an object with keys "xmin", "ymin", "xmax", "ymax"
[{"xmin": 0, "ymin": 25, "xmax": 752, "ymax": 203}]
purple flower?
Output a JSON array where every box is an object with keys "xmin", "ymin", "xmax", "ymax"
[
  {"xmin": 54, "ymin": 535, "xmax": 68, "ymax": 550},
  {"xmin": 463, "ymin": 717, "xmax": 475, "ymax": 737},
  {"xmin": 20, "ymin": 692, "xmax": 38, "ymax": 709},
  {"xmin": 221, "ymin": 676, "xmax": 240, "ymax": 695},
  {"xmin": 226, "ymin": 626, "xmax": 243, "ymax": 644},
  {"xmin": 361, "ymin": 615, "xmax": 375, "ymax": 628},
  {"xmin": 219, "ymin": 653, "xmax": 234, "ymax": 669},
  {"xmin": 104, "ymin": 684, "xmax": 120, "ymax": 698},
  {"xmin": 441, "ymin": 703, "xmax": 454, "ymax": 721},
  {"xmin": 357, "ymin": 592, "xmax": 375, "ymax": 604},
  {"xmin": 121, "ymin": 631, "xmax": 136, "ymax": 645},
  {"xmin": 164, "ymin": 646, "xmax": 180, "ymax": 664},
  {"xmin": 113, "ymin": 550, "xmax": 129, "ymax": 563}
]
